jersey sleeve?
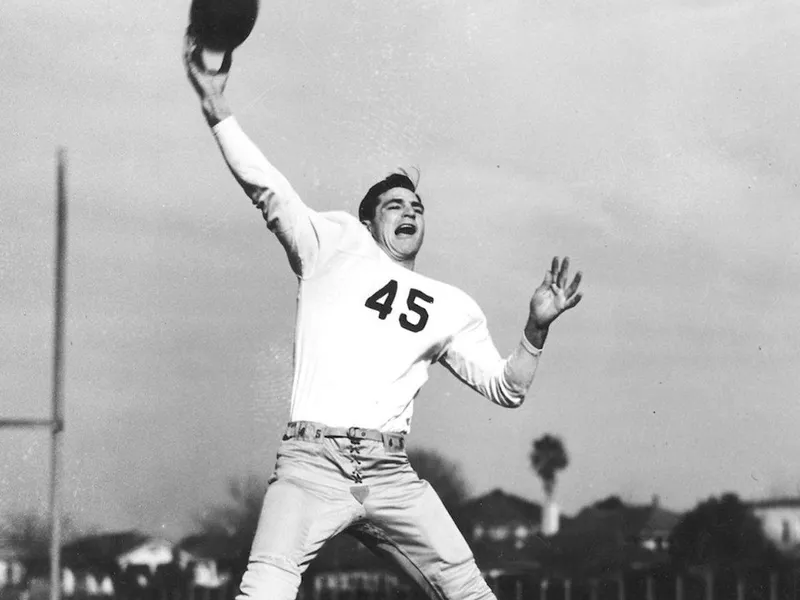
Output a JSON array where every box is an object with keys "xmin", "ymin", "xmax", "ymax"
[
  {"xmin": 212, "ymin": 117, "xmax": 344, "ymax": 277},
  {"xmin": 440, "ymin": 302, "xmax": 541, "ymax": 408}
]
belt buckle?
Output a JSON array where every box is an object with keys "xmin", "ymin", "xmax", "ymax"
[{"xmin": 347, "ymin": 427, "xmax": 366, "ymax": 440}]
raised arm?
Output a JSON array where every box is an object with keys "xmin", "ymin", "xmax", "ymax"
[
  {"xmin": 183, "ymin": 32, "xmax": 331, "ymax": 276},
  {"xmin": 442, "ymin": 256, "xmax": 582, "ymax": 407}
]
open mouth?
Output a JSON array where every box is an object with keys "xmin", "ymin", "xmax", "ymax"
[{"xmin": 395, "ymin": 223, "xmax": 417, "ymax": 236}]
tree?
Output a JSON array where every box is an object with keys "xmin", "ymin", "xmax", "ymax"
[
  {"xmin": 0, "ymin": 511, "xmax": 82, "ymax": 558},
  {"xmin": 669, "ymin": 492, "xmax": 779, "ymax": 569},
  {"xmin": 407, "ymin": 447, "xmax": 469, "ymax": 513},
  {"xmin": 194, "ymin": 474, "xmax": 267, "ymax": 546},
  {"xmin": 530, "ymin": 433, "xmax": 569, "ymax": 501},
  {"xmin": 192, "ymin": 474, "xmax": 268, "ymax": 585}
]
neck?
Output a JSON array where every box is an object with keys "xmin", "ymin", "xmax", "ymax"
[
  {"xmin": 383, "ymin": 248, "xmax": 416, "ymax": 270},
  {"xmin": 396, "ymin": 257, "xmax": 416, "ymax": 271},
  {"xmin": 371, "ymin": 236, "xmax": 417, "ymax": 270}
]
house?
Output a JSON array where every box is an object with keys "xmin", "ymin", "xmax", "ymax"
[
  {"xmin": 563, "ymin": 496, "xmax": 679, "ymax": 551},
  {"xmin": 454, "ymin": 489, "xmax": 549, "ymax": 577},
  {"xmin": 178, "ymin": 534, "xmax": 244, "ymax": 589},
  {"xmin": 546, "ymin": 495, "xmax": 681, "ymax": 577},
  {"xmin": 176, "ymin": 528, "xmax": 412, "ymax": 597},
  {"xmin": 748, "ymin": 497, "xmax": 800, "ymax": 555},
  {"xmin": 60, "ymin": 531, "xmax": 179, "ymax": 595},
  {"xmin": 457, "ymin": 489, "xmax": 545, "ymax": 548},
  {"xmin": 0, "ymin": 541, "xmax": 28, "ymax": 590}
]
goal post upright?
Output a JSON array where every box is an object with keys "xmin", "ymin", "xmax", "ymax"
[
  {"xmin": 1, "ymin": 148, "xmax": 68, "ymax": 600},
  {"xmin": 49, "ymin": 146, "xmax": 68, "ymax": 600}
]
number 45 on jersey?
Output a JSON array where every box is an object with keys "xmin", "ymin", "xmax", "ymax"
[{"xmin": 365, "ymin": 280, "xmax": 434, "ymax": 333}]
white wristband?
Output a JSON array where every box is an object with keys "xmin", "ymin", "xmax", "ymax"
[{"xmin": 520, "ymin": 334, "xmax": 543, "ymax": 357}]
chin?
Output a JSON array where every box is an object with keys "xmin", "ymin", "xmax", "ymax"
[{"xmin": 400, "ymin": 241, "xmax": 423, "ymax": 257}]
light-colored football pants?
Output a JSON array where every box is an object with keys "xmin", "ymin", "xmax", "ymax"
[{"xmin": 235, "ymin": 421, "xmax": 496, "ymax": 600}]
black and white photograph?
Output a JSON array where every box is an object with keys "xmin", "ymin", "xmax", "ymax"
[{"xmin": 2, "ymin": 1, "xmax": 799, "ymax": 599}]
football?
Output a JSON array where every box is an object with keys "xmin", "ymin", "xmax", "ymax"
[{"xmin": 189, "ymin": 0, "xmax": 259, "ymax": 51}]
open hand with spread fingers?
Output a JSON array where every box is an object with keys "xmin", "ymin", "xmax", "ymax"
[{"xmin": 525, "ymin": 256, "xmax": 583, "ymax": 348}]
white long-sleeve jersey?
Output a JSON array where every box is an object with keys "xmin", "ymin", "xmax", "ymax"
[{"xmin": 212, "ymin": 117, "xmax": 541, "ymax": 433}]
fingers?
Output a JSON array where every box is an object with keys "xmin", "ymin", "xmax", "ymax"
[
  {"xmin": 184, "ymin": 27, "xmax": 199, "ymax": 65},
  {"xmin": 183, "ymin": 34, "xmax": 194, "ymax": 70},
  {"xmin": 547, "ymin": 256, "xmax": 580, "ymax": 291},
  {"xmin": 542, "ymin": 256, "xmax": 558, "ymax": 286},
  {"xmin": 540, "ymin": 256, "xmax": 584, "ymax": 310},
  {"xmin": 560, "ymin": 261, "xmax": 583, "ymax": 311},
  {"xmin": 183, "ymin": 28, "xmax": 232, "ymax": 76},
  {"xmin": 219, "ymin": 50, "xmax": 233, "ymax": 75},
  {"xmin": 566, "ymin": 270, "xmax": 582, "ymax": 298},
  {"xmin": 543, "ymin": 256, "xmax": 567, "ymax": 289},
  {"xmin": 184, "ymin": 27, "xmax": 196, "ymax": 49},
  {"xmin": 194, "ymin": 45, "xmax": 209, "ymax": 73},
  {"xmin": 564, "ymin": 292, "xmax": 583, "ymax": 310},
  {"xmin": 183, "ymin": 30, "xmax": 205, "ymax": 84},
  {"xmin": 557, "ymin": 256, "xmax": 569, "ymax": 289}
]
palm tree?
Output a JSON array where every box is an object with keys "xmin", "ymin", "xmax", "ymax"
[
  {"xmin": 530, "ymin": 434, "xmax": 569, "ymax": 535},
  {"xmin": 530, "ymin": 433, "xmax": 569, "ymax": 503}
]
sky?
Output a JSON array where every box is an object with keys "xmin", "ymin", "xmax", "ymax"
[{"xmin": 2, "ymin": 0, "xmax": 799, "ymax": 542}]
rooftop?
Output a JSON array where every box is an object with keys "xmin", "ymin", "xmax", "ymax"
[
  {"xmin": 748, "ymin": 497, "xmax": 800, "ymax": 510},
  {"xmin": 62, "ymin": 531, "xmax": 154, "ymax": 567},
  {"xmin": 456, "ymin": 488, "xmax": 543, "ymax": 525}
]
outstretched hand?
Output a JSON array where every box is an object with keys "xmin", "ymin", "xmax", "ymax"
[
  {"xmin": 183, "ymin": 29, "xmax": 232, "ymax": 101},
  {"xmin": 528, "ymin": 256, "xmax": 583, "ymax": 332}
]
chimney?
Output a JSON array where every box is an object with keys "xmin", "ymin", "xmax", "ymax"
[{"xmin": 542, "ymin": 500, "xmax": 560, "ymax": 536}]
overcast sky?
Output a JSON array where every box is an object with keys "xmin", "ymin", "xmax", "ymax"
[{"xmin": 2, "ymin": 0, "xmax": 799, "ymax": 541}]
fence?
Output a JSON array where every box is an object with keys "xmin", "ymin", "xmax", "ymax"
[
  {"xmin": 5, "ymin": 564, "xmax": 800, "ymax": 600},
  {"xmin": 486, "ymin": 565, "xmax": 800, "ymax": 600}
]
